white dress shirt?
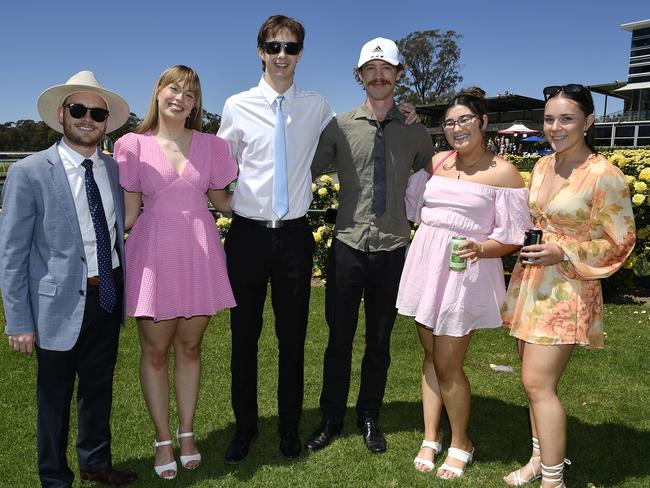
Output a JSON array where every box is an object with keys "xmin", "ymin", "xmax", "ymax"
[
  {"xmin": 218, "ymin": 77, "xmax": 334, "ymax": 220},
  {"xmin": 58, "ymin": 140, "xmax": 119, "ymax": 277}
]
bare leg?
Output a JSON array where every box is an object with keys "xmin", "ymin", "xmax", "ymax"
[
  {"xmin": 173, "ymin": 315, "xmax": 210, "ymax": 469},
  {"xmin": 521, "ymin": 343, "xmax": 574, "ymax": 488},
  {"xmin": 413, "ymin": 324, "xmax": 443, "ymax": 472},
  {"xmin": 433, "ymin": 333, "xmax": 474, "ymax": 479},
  {"xmin": 505, "ymin": 340, "xmax": 542, "ymax": 485},
  {"xmin": 138, "ymin": 318, "xmax": 179, "ymax": 478}
]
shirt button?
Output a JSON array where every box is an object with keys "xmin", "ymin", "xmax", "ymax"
[
  {"xmin": 79, "ymin": 290, "xmax": 84, "ymax": 296},
  {"xmin": 81, "ymin": 256, "xmax": 86, "ymax": 262}
]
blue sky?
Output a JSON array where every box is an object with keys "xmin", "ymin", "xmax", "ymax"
[{"xmin": 1, "ymin": 0, "xmax": 648, "ymax": 123}]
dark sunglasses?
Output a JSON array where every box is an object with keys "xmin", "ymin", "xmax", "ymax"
[
  {"xmin": 262, "ymin": 41, "xmax": 303, "ymax": 55},
  {"xmin": 63, "ymin": 103, "xmax": 110, "ymax": 122},
  {"xmin": 542, "ymin": 84, "xmax": 587, "ymax": 101}
]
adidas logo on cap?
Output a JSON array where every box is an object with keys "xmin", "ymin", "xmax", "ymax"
[{"xmin": 357, "ymin": 37, "xmax": 401, "ymax": 67}]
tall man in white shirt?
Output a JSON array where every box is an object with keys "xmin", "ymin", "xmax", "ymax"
[
  {"xmin": 218, "ymin": 15, "xmax": 334, "ymax": 463},
  {"xmin": 0, "ymin": 72, "xmax": 137, "ymax": 487}
]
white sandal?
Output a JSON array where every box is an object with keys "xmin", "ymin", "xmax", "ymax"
[
  {"xmin": 153, "ymin": 439, "xmax": 177, "ymax": 480},
  {"xmin": 541, "ymin": 458, "xmax": 571, "ymax": 488},
  {"xmin": 437, "ymin": 446, "xmax": 474, "ymax": 479},
  {"xmin": 504, "ymin": 437, "xmax": 541, "ymax": 486},
  {"xmin": 413, "ymin": 439, "xmax": 442, "ymax": 472},
  {"xmin": 176, "ymin": 429, "xmax": 202, "ymax": 470}
]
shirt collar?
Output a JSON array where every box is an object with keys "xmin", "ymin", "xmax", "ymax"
[
  {"xmin": 58, "ymin": 138, "xmax": 100, "ymax": 169},
  {"xmin": 352, "ymin": 100, "xmax": 403, "ymax": 124},
  {"xmin": 258, "ymin": 76, "xmax": 297, "ymax": 106}
]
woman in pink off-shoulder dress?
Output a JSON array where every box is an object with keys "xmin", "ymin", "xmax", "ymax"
[
  {"xmin": 397, "ymin": 88, "xmax": 531, "ymax": 479},
  {"xmin": 113, "ymin": 65, "xmax": 237, "ymax": 480}
]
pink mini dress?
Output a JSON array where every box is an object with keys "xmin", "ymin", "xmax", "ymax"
[
  {"xmin": 397, "ymin": 171, "xmax": 531, "ymax": 336},
  {"xmin": 114, "ymin": 131, "xmax": 237, "ymax": 321}
]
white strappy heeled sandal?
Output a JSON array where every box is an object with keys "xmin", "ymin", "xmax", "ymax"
[
  {"xmin": 504, "ymin": 437, "xmax": 541, "ymax": 486},
  {"xmin": 176, "ymin": 429, "xmax": 202, "ymax": 470},
  {"xmin": 541, "ymin": 458, "xmax": 571, "ymax": 488},
  {"xmin": 437, "ymin": 446, "xmax": 474, "ymax": 479},
  {"xmin": 413, "ymin": 439, "xmax": 442, "ymax": 472},
  {"xmin": 153, "ymin": 439, "xmax": 177, "ymax": 480}
]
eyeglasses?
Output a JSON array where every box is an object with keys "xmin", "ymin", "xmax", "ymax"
[
  {"xmin": 63, "ymin": 103, "xmax": 109, "ymax": 123},
  {"xmin": 542, "ymin": 84, "xmax": 587, "ymax": 101},
  {"xmin": 262, "ymin": 41, "xmax": 303, "ymax": 55},
  {"xmin": 442, "ymin": 114, "xmax": 478, "ymax": 130}
]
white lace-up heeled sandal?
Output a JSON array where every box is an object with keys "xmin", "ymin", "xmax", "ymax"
[
  {"xmin": 413, "ymin": 439, "xmax": 442, "ymax": 472},
  {"xmin": 153, "ymin": 439, "xmax": 177, "ymax": 480},
  {"xmin": 540, "ymin": 458, "xmax": 571, "ymax": 488},
  {"xmin": 504, "ymin": 437, "xmax": 541, "ymax": 486},
  {"xmin": 176, "ymin": 429, "xmax": 202, "ymax": 470}
]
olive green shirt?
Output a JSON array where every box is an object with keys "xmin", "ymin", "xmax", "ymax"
[{"xmin": 312, "ymin": 102, "xmax": 434, "ymax": 252}]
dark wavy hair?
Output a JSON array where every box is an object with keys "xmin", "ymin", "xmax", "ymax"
[
  {"xmin": 544, "ymin": 84, "xmax": 596, "ymax": 152},
  {"xmin": 446, "ymin": 86, "xmax": 488, "ymax": 127}
]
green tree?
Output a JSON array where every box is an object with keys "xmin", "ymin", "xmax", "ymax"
[
  {"xmin": 105, "ymin": 112, "xmax": 142, "ymax": 148},
  {"xmin": 396, "ymin": 30, "xmax": 463, "ymax": 104},
  {"xmin": 202, "ymin": 109, "xmax": 221, "ymax": 134},
  {"xmin": 0, "ymin": 120, "xmax": 59, "ymax": 151}
]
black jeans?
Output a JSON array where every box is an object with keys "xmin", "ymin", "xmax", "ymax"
[
  {"xmin": 225, "ymin": 217, "xmax": 314, "ymax": 433},
  {"xmin": 320, "ymin": 238, "xmax": 406, "ymax": 423},
  {"xmin": 36, "ymin": 280, "xmax": 122, "ymax": 488}
]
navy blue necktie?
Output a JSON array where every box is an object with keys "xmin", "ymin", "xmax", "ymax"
[{"xmin": 81, "ymin": 159, "xmax": 116, "ymax": 313}]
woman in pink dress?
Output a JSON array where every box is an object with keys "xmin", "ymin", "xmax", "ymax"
[
  {"xmin": 113, "ymin": 65, "xmax": 237, "ymax": 480},
  {"xmin": 397, "ymin": 88, "xmax": 531, "ymax": 479},
  {"xmin": 501, "ymin": 85, "xmax": 635, "ymax": 488}
]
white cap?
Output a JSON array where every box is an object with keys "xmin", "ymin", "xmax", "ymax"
[{"xmin": 357, "ymin": 37, "xmax": 401, "ymax": 68}]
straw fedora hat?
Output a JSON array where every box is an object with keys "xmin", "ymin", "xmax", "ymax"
[{"xmin": 37, "ymin": 70, "xmax": 130, "ymax": 134}]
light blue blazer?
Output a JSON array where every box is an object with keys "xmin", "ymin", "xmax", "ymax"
[{"xmin": 0, "ymin": 142, "xmax": 126, "ymax": 351}]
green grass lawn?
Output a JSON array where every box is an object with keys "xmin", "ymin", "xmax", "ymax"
[{"xmin": 1, "ymin": 288, "xmax": 649, "ymax": 487}]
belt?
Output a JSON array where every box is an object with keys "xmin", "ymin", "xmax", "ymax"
[
  {"xmin": 233, "ymin": 213, "xmax": 308, "ymax": 229},
  {"xmin": 87, "ymin": 266, "xmax": 121, "ymax": 287}
]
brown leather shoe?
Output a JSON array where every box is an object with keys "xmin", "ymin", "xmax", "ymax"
[{"xmin": 79, "ymin": 468, "xmax": 138, "ymax": 486}]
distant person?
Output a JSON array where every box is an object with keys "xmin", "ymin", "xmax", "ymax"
[
  {"xmin": 502, "ymin": 84, "xmax": 635, "ymax": 488},
  {"xmin": 113, "ymin": 65, "xmax": 237, "ymax": 480},
  {"xmin": 217, "ymin": 15, "xmax": 334, "ymax": 462},
  {"xmin": 397, "ymin": 88, "xmax": 531, "ymax": 479},
  {"xmin": 306, "ymin": 37, "xmax": 434, "ymax": 455},
  {"xmin": 0, "ymin": 71, "xmax": 137, "ymax": 487}
]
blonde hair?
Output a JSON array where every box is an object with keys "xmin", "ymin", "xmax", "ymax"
[{"xmin": 138, "ymin": 65, "xmax": 203, "ymax": 133}]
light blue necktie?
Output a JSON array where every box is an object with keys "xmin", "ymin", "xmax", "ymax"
[{"xmin": 273, "ymin": 95, "xmax": 289, "ymax": 219}]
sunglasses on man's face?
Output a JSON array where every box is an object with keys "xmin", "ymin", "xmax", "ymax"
[
  {"xmin": 63, "ymin": 103, "xmax": 110, "ymax": 123},
  {"xmin": 542, "ymin": 84, "xmax": 587, "ymax": 101},
  {"xmin": 262, "ymin": 41, "xmax": 303, "ymax": 55}
]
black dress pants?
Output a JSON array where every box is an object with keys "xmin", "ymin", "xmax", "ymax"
[
  {"xmin": 225, "ymin": 217, "xmax": 314, "ymax": 433},
  {"xmin": 320, "ymin": 238, "xmax": 406, "ymax": 423},
  {"xmin": 36, "ymin": 281, "xmax": 122, "ymax": 488}
]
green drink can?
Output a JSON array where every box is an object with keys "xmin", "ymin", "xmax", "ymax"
[{"xmin": 449, "ymin": 236, "xmax": 467, "ymax": 271}]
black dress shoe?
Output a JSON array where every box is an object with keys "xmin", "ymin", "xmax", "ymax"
[
  {"xmin": 79, "ymin": 467, "xmax": 137, "ymax": 486},
  {"xmin": 358, "ymin": 418, "xmax": 386, "ymax": 453},
  {"xmin": 304, "ymin": 419, "xmax": 343, "ymax": 452},
  {"xmin": 224, "ymin": 429, "xmax": 258, "ymax": 464},
  {"xmin": 279, "ymin": 426, "xmax": 302, "ymax": 459}
]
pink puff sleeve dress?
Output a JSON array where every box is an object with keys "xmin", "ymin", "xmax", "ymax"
[{"xmin": 113, "ymin": 130, "xmax": 237, "ymax": 321}]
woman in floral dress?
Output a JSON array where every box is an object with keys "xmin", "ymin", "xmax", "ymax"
[{"xmin": 501, "ymin": 84, "xmax": 636, "ymax": 488}]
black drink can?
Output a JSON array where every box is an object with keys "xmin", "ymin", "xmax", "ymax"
[{"xmin": 523, "ymin": 228, "xmax": 543, "ymax": 247}]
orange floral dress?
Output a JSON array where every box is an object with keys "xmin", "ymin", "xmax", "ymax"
[{"xmin": 502, "ymin": 154, "xmax": 636, "ymax": 349}]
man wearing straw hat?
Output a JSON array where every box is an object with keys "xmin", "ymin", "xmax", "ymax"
[{"xmin": 0, "ymin": 71, "xmax": 137, "ymax": 486}]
